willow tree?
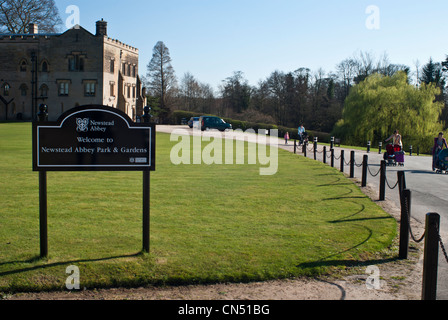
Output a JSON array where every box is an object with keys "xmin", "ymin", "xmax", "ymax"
[{"xmin": 333, "ymin": 71, "xmax": 444, "ymax": 152}]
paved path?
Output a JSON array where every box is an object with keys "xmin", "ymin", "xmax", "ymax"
[{"xmin": 158, "ymin": 126, "xmax": 448, "ymax": 300}]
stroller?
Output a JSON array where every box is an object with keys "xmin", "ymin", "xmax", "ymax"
[
  {"xmin": 299, "ymin": 132, "xmax": 309, "ymax": 146},
  {"xmin": 435, "ymin": 149, "xmax": 448, "ymax": 174},
  {"xmin": 384, "ymin": 144, "xmax": 405, "ymax": 166}
]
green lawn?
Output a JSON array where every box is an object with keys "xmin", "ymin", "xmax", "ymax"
[{"xmin": 0, "ymin": 123, "xmax": 397, "ymax": 293}]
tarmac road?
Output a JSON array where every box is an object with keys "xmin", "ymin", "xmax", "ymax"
[{"xmin": 158, "ymin": 126, "xmax": 448, "ymax": 300}]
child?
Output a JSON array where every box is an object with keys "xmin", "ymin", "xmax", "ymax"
[{"xmin": 284, "ymin": 132, "xmax": 290, "ymax": 145}]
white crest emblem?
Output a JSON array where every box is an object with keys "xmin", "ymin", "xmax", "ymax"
[{"xmin": 76, "ymin": 118, "xmax": 89, "ymax": 132}]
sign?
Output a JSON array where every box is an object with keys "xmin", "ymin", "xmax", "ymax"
[{"xmin": 33, "ymin": 105, "xmax": 155, "ymax": 171}]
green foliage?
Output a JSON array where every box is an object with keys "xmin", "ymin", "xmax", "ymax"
[{"xmin": 333, "ymin": 72, "xmax": 444, "ymax": 153}]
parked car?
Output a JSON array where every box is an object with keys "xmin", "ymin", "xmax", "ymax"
[
  {"xmin": 188, "ymin": 117, "xmax": 200, "ymax": 128},
  {"xmin": 199, "ymin": 116, "xmax": 232, "ymax": 132}
]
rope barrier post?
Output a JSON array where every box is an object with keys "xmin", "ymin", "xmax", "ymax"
[
  {"xmin": 362, "ymin": 155, "xmax": 368, "ymax": 187},
  {"xmin": 314, "ymin": 137, "xmax": 318, "ymax": 160},
  {"xmin": 378, "ymin": 142, "xmax": 382, "ymax": 154},
  {"xmin": 303, "ymin": 143, "xmax": 307, "ymax": 158},
  {"xmin": 331, "ymin": 148, "xmax": 335, "ymax": 168},
  {"xmin": 294, "ymin": 140, "xmax": 297, "ymax": 154},
  {"xmin": 340, "ymin": 150, "xmax": 345, "ymax": 173},
  {"xmin": 330, "ymin": 136, "xmax": 334, "ymax": 150},
  {"xmin": 379, "ymin": 160, "xmax": 386, "ymax": 201},
  {"xmin": 367, "ymin": 141, "xmax": 371, "ymax": 153},
  {"xmin": 323, "ymin": 146, "xmax": 327, "ymax": 164},
  {"xmin": 399, "ymin": 189, "xmax": 411, "ymax": 260},
  {"xmin": 350, "ymin": 151, "xmax": 355, "ymax": 178},
  {"xmin": 422, "ymin": 213, "xmax": 440, "ymax": 301},
  {"xmin": 397, "ymin": 171, "xmax": 407, "ymax": 204}
]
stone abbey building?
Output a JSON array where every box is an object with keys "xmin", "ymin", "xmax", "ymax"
[{"xmin": 0, "ymin": 20, "xmax": 146, "ymax": 121}]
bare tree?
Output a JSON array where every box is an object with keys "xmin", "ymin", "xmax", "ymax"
[
  {"xmin": 336, "ymin": 58, "xmax": 357, "ymax": 97},
  {"xmin": 0, "ymin": 0, "xmax": 62, "ymax": 33},
  {"xmin": 146, "ymin": 41, "xmax": 177, "ymax": 122}
]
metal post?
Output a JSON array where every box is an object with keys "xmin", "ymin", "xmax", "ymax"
[
  {"xmin": 330, "ymin": 137, "xmax": 334, "ymax": 150},
  {"xmin": 379, "ymin": 160, "xmax": 386, "ymax": 201},
  {"xmin": 379, "ymin": 142, "xmax": 382, "ymax": 154},
  {"xmin": 367, "ymin": 141, "xmax": 371, "ymax": 153},
  {"xmin": 142, "ymin": 171, "xmax": 150, "ymax": 253},
  {"xmin": 294, "ymin": 140, "xmax": 297, "ymax": 154},
  {"xmin": 399, "ymin": 189, "xmax": 411, "ymax": 260},
  {"xmin": 422, "ymin": 213, "xmax": 440, "ymax": 300},
  {"xmin": 350, "ymin": 151, "xmax": 355, "ymax": 178},
  {"xmin": 303, "ymin": 143, "xmax": 307, "ymax": 158},
  {"xmin": 37, "ymin": 104, "xmax": 48, "ymax": 258},
  {"xmin": 410, "ymin": 145, "xmax": 413, "ymax": 157},
  {"xmin": 340, "ymin": 150, "xmax": 344, "ymax": 173},
  {"xmin": 362, "ymin": 155, "xmax": 368, "ymax": 187},
  {"xmin": 397, "ymin": 171, "xmax": 407, "ymax": 204},
  {"xmin": 142, "ymin": 106, "xmax": 151, "ymax": 253},
  {"xmin": 314, "ymin": 138, "xmax": 318, "ymax": 161},
  {"xmin": 323, "ymin": 146, "xmax": 327, "ymax": 164},
  {"xmin": 331, "ymin": 148, "xmax": 335, "ymax": 168}
]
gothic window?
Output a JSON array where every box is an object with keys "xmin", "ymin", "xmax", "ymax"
[
  {"xmin": 2, "ymin": 83, "xmax": 10, "ymax": 96},
  {"xmin": 39, "ymin": 84, "xmax": 49, "ymax": 97},
  {"xmin": 110, "ymin": 59, "xmax": 115, "ymax": 73},
  {"xmin": 41, "ymin": 61, "xmax": 49, "ymax": 73},
  {"xmin": 20, "ymin": 60, "xmax": 27, "ymax": 72}
]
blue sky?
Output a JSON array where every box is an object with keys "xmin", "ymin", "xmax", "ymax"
[{"xmin": 55, "ymin": 0, "xmax": 448, "ymax": 90}]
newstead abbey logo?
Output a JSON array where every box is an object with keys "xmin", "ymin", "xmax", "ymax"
[{"xmin": 76, "ymin": 118, "xmax": 89, "ymax": 132}]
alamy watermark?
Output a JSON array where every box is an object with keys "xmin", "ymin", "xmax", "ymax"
[
  {"xmin": 65, "ymin": 265, "xmax": 80, "ymax": 290},
  {"xmin": 170, "ymin": 128, "xmax": 279, "ymax": 176},
  {"xmin": 365, "ymin": 5, "xmax": 380, "ymax": 30},
  {"xmin": 365, "ymin": 265, "xmax": 386, "ymax": 290},
  {"xmin": 65, "ymin": 5, "xmax": 80, "ymax": 29}
]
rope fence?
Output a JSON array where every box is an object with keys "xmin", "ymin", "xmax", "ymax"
[{"xmin": 295, "ymin": 140, "xmax": 448, "ymax": 300}]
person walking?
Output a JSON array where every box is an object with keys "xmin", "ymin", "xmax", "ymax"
[
  {"xmin": 432, "ymin": 132, "xmax": 448, "ymax": 171},
  {"xmin": 385, "ymin": 130, "xmax": 403, "ymax": 148},
  {"xmin": 298, "ymin": 125, "xmax": 305, "ymax": 145}
]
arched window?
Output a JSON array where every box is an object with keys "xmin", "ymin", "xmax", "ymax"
[
  {"xmin": 39, "ymin": 84, "xmax": 49, "ymax": 98},
  {"xmin": 41, "ymin": 61, "xmax": 49, "ymax": 73},
  {"xmin": 20, "ymin": 60, "xmax": 27, "ymax": 72},
  {"xmin": 2, "ymin": 83, "xmax": 10, "ymax": 96}
]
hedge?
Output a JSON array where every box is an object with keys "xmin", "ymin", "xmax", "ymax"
[{"xmin": 169, "ymin": 110, "xmax": 331, "ymax": 143}]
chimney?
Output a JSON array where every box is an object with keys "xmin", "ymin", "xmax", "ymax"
[
  {"xmin": 28, "ymin": 23, "xmax": 38, "ymax": 34},
  {"xmin": 96, "ymin": 19, "xmax": 107, "ymax": 37}
]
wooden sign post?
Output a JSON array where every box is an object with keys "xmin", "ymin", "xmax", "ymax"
[{"xmin": 32, "ymin": 105, "xmax": 156, "ymax": 257}]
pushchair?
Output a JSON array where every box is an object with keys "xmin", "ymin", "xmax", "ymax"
[
  {"xmin": 384, "ymin": 144, "xmax": 404, "ymax": 166},
  {"xmin": 435, "ymin": 149, "xmax": 448, "ymax": 174},
  {"xmin": 299, "ymin": 132, "xmax": 309, "ymax": 146}
]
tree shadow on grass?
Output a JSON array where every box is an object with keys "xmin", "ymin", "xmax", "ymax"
[
  {"xmin": 0, "ymin": 252, "xmax": 143, "ymax": 277},
  {"xmin": 296, "ymin": 225, "xmax": 398, "ymax": 272}
]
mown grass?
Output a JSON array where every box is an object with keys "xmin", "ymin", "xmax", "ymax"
[{"xmin": 0, "ymin": 123, "xmax": 397, "ymax": 293}]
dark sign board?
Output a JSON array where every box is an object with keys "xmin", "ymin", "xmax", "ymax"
[{"xmin": 33, "ymin": 105, "xmax": 155, "ymax": 171}]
